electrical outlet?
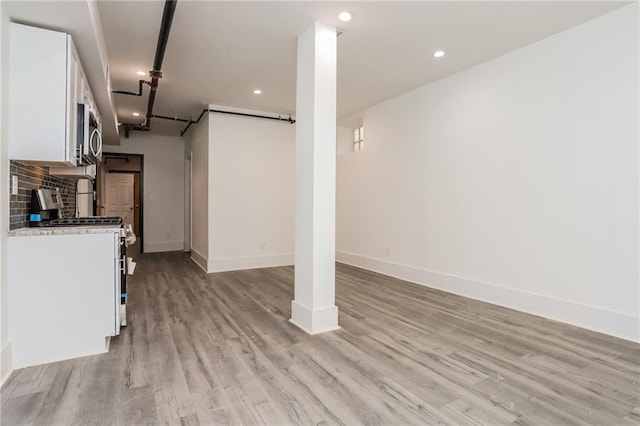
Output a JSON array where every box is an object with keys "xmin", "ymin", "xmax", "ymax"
[
  {"xmin": 260, "ymin": 242, "xmax": 267, "ymax": 251},
  {"xmin": 11, "ymin": 175, "xmax": 18, "ymax": 196},
  {"xmin": 385, "ymin": 246, "xmax": 391, "ymax": 256}
]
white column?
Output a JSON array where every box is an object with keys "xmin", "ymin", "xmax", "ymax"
[{"xmin": 290, "ymin": 22, "xmax": 339, "ymax": 334}]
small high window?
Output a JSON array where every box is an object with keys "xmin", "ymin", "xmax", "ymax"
[{"xmin": 353, "ymin": 126, "xmax": 364, "ymax": 152}]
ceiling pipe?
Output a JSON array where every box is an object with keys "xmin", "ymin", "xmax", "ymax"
[
  {"xmin": 113, "ymin": 0, "xmax": 294, "ymax": 138},
  {"xmin": 123, "ymin": 107, "xmax": 294, "ymax": 137},
  {"xmin": 114, "ymin": 0, "xmax": 177, "ymax": 136},
  {"xmin": 150, "ymin": 113, "xmax": 190, "ymax": 123},
  {"xmin": 144, "ymin": 0, "xmax": 177, "ymax": 130},
  {"xmin": 180, "ymin": 108, "xmax": 295, "ymax": 137},
  {"xmin": 112, "ymin": 79, "xmax": 148, "ymax": 97}
]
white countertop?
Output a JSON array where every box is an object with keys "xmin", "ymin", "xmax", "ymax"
[{"xmin": 9, "ymin": 226, "xmax": 123, "ymax": 237}]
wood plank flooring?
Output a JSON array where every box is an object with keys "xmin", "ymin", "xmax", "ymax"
[{"xmin": 2, "ymin": 252, "xmax": 639, "ymax": 425}]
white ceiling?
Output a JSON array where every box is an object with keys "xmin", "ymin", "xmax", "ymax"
[{"xmin": 4, "ymin": 1, "xmax": 631, "ymax": 139}]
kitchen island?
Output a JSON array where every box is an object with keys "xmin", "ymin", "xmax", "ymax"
[{"xmin": 7, "ymin": 226, "xmax": 123, "ymax": 368}]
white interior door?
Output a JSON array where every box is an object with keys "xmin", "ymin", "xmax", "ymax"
[{"xmin": 105, "ymin": 173, "xmax": 134, "ymax": 227}]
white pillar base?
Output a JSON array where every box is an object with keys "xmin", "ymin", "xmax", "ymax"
[{"xmin": 290, "ymin": 301, "xmax": 340, "ymax": 335}]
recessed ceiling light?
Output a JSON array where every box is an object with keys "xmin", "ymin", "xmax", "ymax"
[
  {"xmin": 136, "ymin": 70, "xmax": 146, "ymax": 76},
  {"xmin": 433, "ymin": 50, "xmax": 445, "ymax": 58},
  {"xmin": 339, "ymin": 11, "xmax": 353, "ymax": 22},
  {"xmin": 132, "ymin": 112, "xmax": 140, "ymax": 117},
  {"xmin": 253, "ymin": 89, "xmax": 262, "ymax": 95}
]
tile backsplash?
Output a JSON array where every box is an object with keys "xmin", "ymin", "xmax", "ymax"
[{"xmin": 9, "ymin": 161, "xmax": 77, "ymax": 230}]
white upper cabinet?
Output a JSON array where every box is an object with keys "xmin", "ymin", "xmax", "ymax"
[{"xmin": 9, "ymin": 23, "xmax": 99, "ymax": 166}]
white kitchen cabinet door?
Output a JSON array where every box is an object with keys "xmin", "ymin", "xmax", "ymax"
[
  {"xmin": 7, "ymin": 232, "xmax": 120, "ymax": 368},
  {"xmin": 8, "ymin": 23, "xmax": 85, "ymax": 166},
  {"xmin": 66, "ymin": 38, "xmax": 80, "ymax": 165}
]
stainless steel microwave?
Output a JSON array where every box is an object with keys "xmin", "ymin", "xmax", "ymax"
[{"xmin": 76, "ymin": 103, "xmax": 102, "ymax": 165}]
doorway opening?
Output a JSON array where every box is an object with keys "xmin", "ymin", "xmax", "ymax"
[{"xmin": 98, "ymin": 153, "xmax": 144, "ymax": 255}]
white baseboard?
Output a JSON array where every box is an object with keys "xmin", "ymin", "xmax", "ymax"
[
  {"xmin": 190, "ymin": 249, "xmax": 209, "ymax": 273},
  {"xmin": 0, "ymin": 341, "xmax": 12, "ymax": 388},
  {"xmin": 144, "ymin": 240, "xmax": 184, "ymax": 253},
  {"xmin": 10, "ymin": 335, "xmax": 109, "ymax": 370},
  {"xmin": 337, "ymin": 251, "xmax": 640, "ymax": 343},
  {"xmin": 209, "ymin": 253, "xmax": 294, "ymax": 273}
]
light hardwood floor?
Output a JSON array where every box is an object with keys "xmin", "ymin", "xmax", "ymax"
[{"xmin": 2, "ymin": 252, "xmax": 639, "ymax": 425}]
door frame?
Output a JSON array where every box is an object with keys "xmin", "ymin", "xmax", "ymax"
[
  {"xmin": 184, "ymin": 155, "xmax": 191, "ymax": 252},
  {"xmin": 100, "ymin": 153, "xmax": 144, "ymax": 253}
]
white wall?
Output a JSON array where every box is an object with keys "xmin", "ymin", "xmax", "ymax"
[
  {"xmin": 337, "ymin": 126, "xmax": 353, "ymax": 157},
  {"xmin": 186, "ymin": 114, "xmax": 209, "ymax": 269},
  {"xmin": 337, "ymin": 4, "xmax": 639, "ymax": 341},
  {"xmin": 106, "ymin": 133, "xmax": 185, "ymax": 253},
  {"xmin": 0, "ymin": 6, "xmax": 12, "ymax": 384},
  {"xmin": 208, "ymin": 113, "xmax": 295, "ymax": 272}
]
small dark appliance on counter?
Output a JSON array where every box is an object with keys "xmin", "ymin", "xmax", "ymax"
[{"xmin": 29, "ymin": 188, "xmax": 64, "ymax": 226}]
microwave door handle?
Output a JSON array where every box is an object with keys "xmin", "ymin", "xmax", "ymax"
[
  {"xmin": 90, "ymin": 128, "xmax": 102, "ymax": 157},
  {"xmin": 96, "ymin": 129, "xmax": 102, "ymax": 156}
]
